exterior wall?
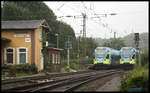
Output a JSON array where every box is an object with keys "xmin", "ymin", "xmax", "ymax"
[
  {"xmin": 34, "ymin": 26, "xmax": 43, "ymax": 71},
  {"xmin": 1, "ymin": 26, "xmax": 55, "ymax": 72},
  {"xmin": 52, "ymin": 64, "xmax": 61, "ymax": 72},
  {"xmin": 48, "ymin": 49, "xmax": 61, "ymax": 72},
  {"xmin": 1, "ymin": 30, "xmax": 32, "ymax": 65},
  {"xmin": 1, "ymin": 42, "xmax": 5, "ymax": 65}
]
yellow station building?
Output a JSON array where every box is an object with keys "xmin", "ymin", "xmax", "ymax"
[{"xmin": 1, "ymin": 20, "xmax": 51, "ymax": 71}]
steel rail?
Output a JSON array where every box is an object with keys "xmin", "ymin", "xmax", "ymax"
[
  {"xmin": 2, "ymin": 70, "xmax": 99, "ymax": 91},
  {"xmin": 2, "ymin": 70, "xmax": 95, "ymax": 84},
  {"xmin": 30, "ymin": 70, "xmax": 121, "ymax": 92},
  {"xmin": 3, "ymin": 70, "xmax": 115, "ymax": 92}
]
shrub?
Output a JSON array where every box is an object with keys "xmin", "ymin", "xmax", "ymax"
[
  {"xmin": 2, "ymin": 64, "xmax": 12, "ymax": 69},
  {"xmin": 44, "ymin": 60, "xmax": 53, "ymax": 72},
  {"xmin": 140, "ymin": 49, "xmax": 149, "ymax": 66},
  {"xmin": 119, "ymin": 66, "xmax": 149, "ymax": 92},
  {"xmin": 2, "ymin": 64, "xmax": 38, "ymax": 74},
  {"xmin": 30, "ymin": 64, "xmax": 38, "ymax": 74}
]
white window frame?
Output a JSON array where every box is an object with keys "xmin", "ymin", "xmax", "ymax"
[
  {"xmin": 56, "ymin": 54, "xmax": 58, "ymax": 64},
  {"xmin": 4, "ymin": 47, "xmax": 15, "ymax": 65},
  {"xmin": 17, "ymin": 47, "xmax": 28, "ymax": 64},
  {"xmin": 52, "ymin": 53, "xmax": 55, "ymax": 64}
]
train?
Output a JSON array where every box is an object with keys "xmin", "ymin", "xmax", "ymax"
[
  {"xmin": 120, "ymin": 47, "xmax": 137, "ymax": 64},
  {"xmin": 90, "ymin": 46, "xmax": 138, "ymax": 70},
  {"xmin": 93, "ymin": 47, "xmax": 120, "ymax": 65}
]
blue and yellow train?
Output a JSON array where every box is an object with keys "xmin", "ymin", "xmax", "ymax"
[
  {"xmin": 93, "ymin": 47, "xmax": 120, "ymax": 65},
  {"xmin": 120, "ymin": 47, "xmax": 137, "ymax": 64},
  {"xmin": 91, "ymin": 47, "xmax": 138, "ymax": 70}
]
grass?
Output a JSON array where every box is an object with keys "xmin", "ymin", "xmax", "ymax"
[
  {"xmin": 118, "ymin": 49, "xmax": 149, "ymax": 92},
  {"xmin": 118, "ymin": 64, "xmax": 149, "ymax": 92},
  {"xmin": 2, "ymin": 73, "xmax": 32, "ymax": 80},
  {"xmin": 61, "ymin": 57, "xmax": 93, "ymax": 72},
  {"xmin": 2, "ymin": 72, "xmax": 45, "ymax": 80}
]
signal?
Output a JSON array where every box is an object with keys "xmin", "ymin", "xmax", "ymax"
[{"xmin": 134, "ymin": 33, "xmax": 140, "ymax": 41}]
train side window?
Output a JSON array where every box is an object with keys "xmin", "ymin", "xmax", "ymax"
[
  {"xmin": 132, "ymin": 54, "xmax": 135, "ymax": 59},
  {"xmin": 106, "ymin": 54, "xmax": 109, "ymax": 59}
]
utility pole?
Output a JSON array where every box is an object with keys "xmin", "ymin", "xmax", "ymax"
[
  {"xmin": 67, "ymin": 45, "xmax": 70, "ymax": 66},
  {"xmin": 55, "ymin": 34, "xmax": 59, "ymax": 48},
  {"xmin": 58, "ymin": 13, "xmax": 87, "ymax": 57},
  {"xmin": 65, "ymin": 36, "xmax": 72, "ymax": 72},
  {"xmin": 114, "ymin": 32, "xmax": 116, "ymax": 39},
  {"xmin": 58, "ymin": 13, "xmax": 117, "ymax": 58},
  {"xmin": 57, "ymin": 13, "xmax": 87, "ymax": 38},
  {"xmin": 134, "ymin": 33, "xmax": 140, "ymax": 65},
  {"xmin": 1, "ymin": 1, "xmax": 4, "ymax": 8},
  {"xmin": 82, "ymin": 13, "xmax": 86, "ymax": 38},
  {"xmin": 76, "ymin": 33, "xmax": 80, "ymax": 59},
  {"xmin": 134, "ymin": 33, "xmax": 140, "ymax": 50},
  {"xmin": 1, "ymin": 1, "xmax": 4, "ymax": 20}
]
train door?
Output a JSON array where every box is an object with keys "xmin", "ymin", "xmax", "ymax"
[
  {"xmin": 111, "ymin": 56, "xmax": 115, "ymax": 65},
  {"xmin": 106, "ymin": 53, "xmax": 110, "ymax": 64}
]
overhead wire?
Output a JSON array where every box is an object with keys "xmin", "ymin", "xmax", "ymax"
[
  {"xmin": 80, "ymin": 2, "xmax": 108, "ymax": 38},
  {"xmin": 55, "ymin": 2, "xmax": 85, "ymax": 37},
  {"xmin": 87, "ymin": 19, "xmax": 106, "ymax": 38},
  {"xmin": 57, "ymin": 3, "xmax": 65, "ymax": 11}
]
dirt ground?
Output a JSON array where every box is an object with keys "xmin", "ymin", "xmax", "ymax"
[
  {"xmin": 75, "ymin": 72, "xmax": 124, "ymax": 92},
  {"xmin": 96, "ymin": 76, "xmax": 122, "ymax": 91}
]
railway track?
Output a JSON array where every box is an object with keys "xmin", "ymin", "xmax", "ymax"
[
  {"xmin": 89, "ymin": 64, "xmax": 134, "ymax": 70},
  {"xmin": 2, "ymin": 69, "xmax": 123, "ymax": 92},
  {"xmin": 38, "ymin": 70, "xmax": 122, "ymax": 92},
  {"xmin": 2, "ymin": 70, "xmax": 92, "ymax": 84},
  {"xmin": 2, "ymin": 69, "xmax": 100, "ymax": 91}
]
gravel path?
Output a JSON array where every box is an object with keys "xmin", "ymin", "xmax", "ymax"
[{"xmin": 96, "ymin": 76, "xmax": 122, "ymax": 91}]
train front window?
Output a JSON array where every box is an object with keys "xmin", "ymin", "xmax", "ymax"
[
  {"xmin": 122, "ymin": 49, "xmax": 131, "ymax": 58},
  {"xmin": 96, "ymin": 49, "xmax": 105, "ymax": 58}
]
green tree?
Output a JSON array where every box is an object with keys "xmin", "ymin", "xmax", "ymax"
[
  {"xmin": 2, "ymin": 1, "xmax": 33, "ymax": 20},
  {"xmin": 2, "ymin": 1, "xmax": 99, "ymax": 67},
  {"xmin": 78, "ymin": 37, "xmax": 98, "ymax": 58},
  {"xmin": 2, "ymin": 1, "xmax": 76, "ymax": 57},
  {"xmin": 2, "ymin": 1, "xmax": 57, "ymax": 32},
  {"xmin": 2, "ymin": 1, "xmax": 77, "ymax": 70},
  {"xmin": 56, "ymin": 21, "xmax": 76, "ymax": 58},
  {"xmin": 103, "ymin": 38, "xmax": 125, "ymax": 50},
  {"xmin": 140, "ymin": 49, "xmax": 149, "ymax": 66}
]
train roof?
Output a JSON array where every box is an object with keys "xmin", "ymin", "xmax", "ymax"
[
  {"xmin": 96, "ymin": 47, "xmax": 109, "ymax": 49},
  {"xmin": 95, "ymin": 47, "xmax": 119, "ymax": 52},
  {"xmin": 121, "ymin": 47, "xmax": 136, "ymax": 50},
  {"xmin": 95, "ymin": 47, "xmax": 120, "ymax": 56}
]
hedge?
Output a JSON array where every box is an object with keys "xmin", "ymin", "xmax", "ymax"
[{"xmin": 2, "ymin": 64, "xmax": 38, "ymax": 74}]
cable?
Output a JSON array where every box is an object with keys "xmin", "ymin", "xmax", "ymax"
[
  {"xmin": 72, "ymin": 3, "xmax": 84, "ymax": 14},
  {"xmin": 57, "ymin": 3, "xmax": 65, "ymax": 11},
  {"xmin": 88, "ymin": 18, "xmax": 109, "ymax": 38},
  {"xmin": 65, "ymin": 3, "xmax": 82, "ymax": 14}
]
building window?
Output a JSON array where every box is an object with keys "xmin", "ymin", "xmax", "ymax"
[
  {"xmin": 18, "ymin": 48, "xmax": 28, "ymax": 64},
  {"xmin": 58, "ymin": 54, "xmax": 60, "ymax": 64},
  {"xmin": 52, "ymin": 53, "xmax": 60, "ymax": 64},
  {"xmin": 52, "ymin": 53, "xmax": 55, "ymax": 64},
  {"xmin": 5, "ymin": 48, "xmax": 15, "ymax": 64},
  {"xmin": 56, "ymin": 54, "xmax": 58, "ymax": 64}
]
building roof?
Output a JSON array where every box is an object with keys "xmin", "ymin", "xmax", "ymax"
[
  {"xmin": 47, "ymin": 47, "xmax": 63, "ymax": 51},
  {"xmin": 1, "ymin": 20, "xmax": 51, "ymax": 31}
]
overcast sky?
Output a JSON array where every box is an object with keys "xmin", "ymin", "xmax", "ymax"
[{"xmin": 44, "ymin": 1, "xmax": 148, "ymax": 39}]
